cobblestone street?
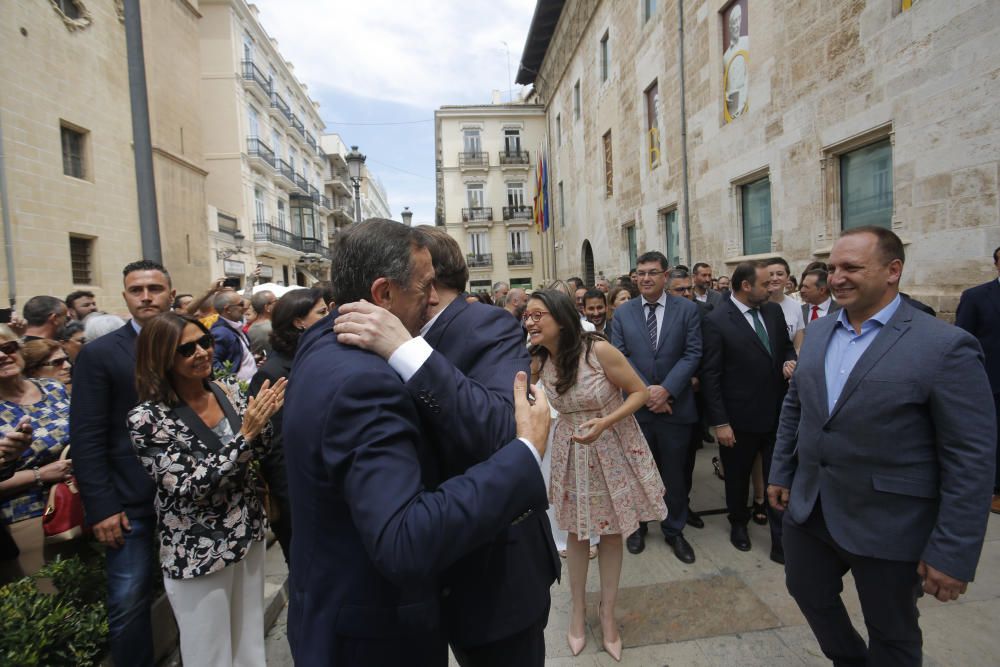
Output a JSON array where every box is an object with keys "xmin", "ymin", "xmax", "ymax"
[{"xmin": 265, "ymin": 446, "xmax": 1000, "ymax": 666}]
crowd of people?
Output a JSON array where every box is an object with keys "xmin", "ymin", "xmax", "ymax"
[{"xmin": 0, "ymin": 220, "xmax": 994, "ymax": 667}]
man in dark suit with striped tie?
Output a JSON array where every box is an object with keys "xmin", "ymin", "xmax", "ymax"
[{"xmin": 800, "ymin": 268, "xmax": 841, "ymax": 325}]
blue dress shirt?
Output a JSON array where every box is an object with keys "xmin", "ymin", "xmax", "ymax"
[{"xmin": 824, "ymin": 294, "xmax": 902, "ymax": 414}]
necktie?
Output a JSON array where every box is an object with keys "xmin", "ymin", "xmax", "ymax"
[
  {"xmin": 750, "ymin": 309, "xmax": 771, "ymax": 355},
  {"xmin": 810, "ymin": 305, "xmax": 820, "ymax": 321},
  {"xmin": 646, "ymin": 302, "xmax": 658, "ymax": 348}
]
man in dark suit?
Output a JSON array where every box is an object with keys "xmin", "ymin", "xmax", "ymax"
[
  {"xmin": 210, "ymin": 290, "xmax": 256, "ymax": 381},
  {"xmin": 335, "ymin": 226, "xmax": 558, "ymax": 666},
  {"xmin": 611, "ymin": 251, "xmax": 702, "ymax": 563},
  {"xmin": 955, "ymin": 244, "xmax": 1000, "ymax": 514},
  {"xmin": 799, "ymin": 268, "xmax": 842, "ymax": 324},
  {"xmin": 283, "ymin": 220, "xmax": 552, "ymax": 666},
  {"xmin": 701, "ymin": 261, "xmax": 796, "ymax": 562},
  {"xmin": 72, "ymin": 259, "xmax": 175, "ymax": 667},
  {"xmin": 769, "ymin": 227, "xmax": 995, "ymax": 666},
  {"xmin": 692, "ymin": 262, "xmax": 724, "ymax": 308}
]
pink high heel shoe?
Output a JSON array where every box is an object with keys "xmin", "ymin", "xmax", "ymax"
[{"xmin": 599, "ymin": 602, "xmax": 622, "ymax": 662}]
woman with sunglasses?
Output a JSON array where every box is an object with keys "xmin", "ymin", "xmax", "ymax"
[
  {"xmin": 22, "ymin": 339, "xmax": 73, "ymax": 392},
  {"xmin": 0, "ymin": 327, "xmax": 74, "ymax": 578},
  {"xmin": 128, "ymin": 313, "xmax": 286, "ymax": 667},
  {"xmin": 525, "ymin": 291, "xmax": 665, "ymax": 662}
]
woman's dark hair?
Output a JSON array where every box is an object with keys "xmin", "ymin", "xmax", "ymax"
[
  {"xmin": 135, "ymin": 313, "xmax": 210, "ymax": 406},
  {"xmin": 472, "ymin": 291, "xmax": 493, "ymax": 306},
  {"xmin": 56, "ymin": 320, "xmax": 85, "ymax": 342},
  {"xmin": 270, "ymin": 287, "xmax": 323, "ymax": 358},
  {"xmin": 527, "ymin": 290, "xmax": 603, "ymax": 396}
]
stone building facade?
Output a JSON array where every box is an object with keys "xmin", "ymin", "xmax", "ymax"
[
  {"xmin": 435, "ymin": 103, "xmax": 549, "ymax": 294},
  {"xmin": 518, "ymin": 0, "xmax": 1000, "ymax": 313},
  {"xmin": 0, "ymin": 0, "xmax": 210, "ymax": 309}
]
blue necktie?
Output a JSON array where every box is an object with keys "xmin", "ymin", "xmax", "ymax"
[{"xmin": 646, "ymin": 302, "xmax": 658, "ymax": 348}]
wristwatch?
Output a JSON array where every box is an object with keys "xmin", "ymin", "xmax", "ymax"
[{"xmin": 32, "ymin": 466, "xmax": 43, "ymax": 488}]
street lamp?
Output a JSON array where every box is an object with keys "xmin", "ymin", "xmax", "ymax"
[
  {"xmin": 345, "ymin": 145, "xmax": 366, "ymax": 224},
  {"xmin": 401, "ymin": 207, "xmax": 413, "ymax": 226}
]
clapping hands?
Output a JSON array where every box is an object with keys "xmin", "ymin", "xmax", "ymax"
[{"xmin": 241, "ymin": 378, "xmax": 287, "ymax": 441}]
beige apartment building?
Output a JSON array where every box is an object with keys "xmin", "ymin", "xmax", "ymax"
[
  {"xmin": 435, "ymin": 102, "xmax": 548, "ymax": 294},
  {"xmin": 0, "ymin": 0, "xmax": 210, "ymax": 309},
  {"xmin": 200, "ymin": 0, "xmax": 332, "ymax": 287},
  {"xmin": 518, "ymin": 0, "xmax": 1000, "ymax": 313}
]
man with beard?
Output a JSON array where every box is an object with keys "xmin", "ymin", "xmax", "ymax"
[{"xmin": 583, "ymin": 288, "xmax": 609, "ymax": 335}]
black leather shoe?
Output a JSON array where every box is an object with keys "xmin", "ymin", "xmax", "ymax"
[
  {"xmin": 769, "ymin": 548, "xmax": 785, "ymax": 565},
  {"xmin": 730, "ymin": 524, "xmax": 752, "ymax": 552},
  {"xmin": 686, "ymin": 508, "xmax": 705, "ymax": 529},
  {"xmin": 626, "ymin": 530, "xmax": 645, "ymax": 555},
  {"xmin": 665, "ymin": 534, "xmax": 696, "ymax": 563}
]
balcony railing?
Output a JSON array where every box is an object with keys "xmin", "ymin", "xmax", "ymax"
[
  {"xmin": 295, "ymin": 173, "xmax": 310, "ymax": 192},
  {"xmin": 255, "ymin": 222, "xmax": 300, "ymax": 251},
  {"xmin": 502, "ymin": 205, "xmax": 533, "ymax": 221},
  {"xmin": 246, "ymin": 137, "xmax": 275, "ymax": 167},
  {"xmin": 499, "ymin": 150, "xmax": 529, "ymax": 165},
  {"xmin": 289, "ymin": 114, "xmax": 305, "ymax": 137},
  {"xmin": 305, "ymin": 132, "xmax": 318, "ymax": 150},
  {"xmin": 466, "ymin": 253, "xmax": 493, "ymax": 268},
  {"xmin": 270, "ymin": 91, "xmax": 292, "ymax": 122},
  {"xmin": 459, "ymin": 152, "xmax": 488, "ymax": 168},
  {"xmin": 300, "ymin": 236, "xmax": 329, "ymax": 256},
  {"xmin": 277, "ymin": 159, "xmax": 296, "ymax": 184},
  {"xmin": 462, "ymin": 207, "xmax": 493, "ymax": 222},
  {"xmin": 308, "ymin": 184, "xmax": 321, "ymax": 204},
  {"xmin": 241, "ymin": 60, "xmax": 270, "ymax": 96},
  {"xmin": 507, "ymin": 251, "xmax": 534, "ymax": 266},
  {"xmin": 320, "ymin": 195, "xmax": 332, "ymax": 209}
]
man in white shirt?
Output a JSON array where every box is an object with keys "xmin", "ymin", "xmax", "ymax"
[
  {"xmin": 765, "ymin": 258, "xmax": 805, "ymax": 352},
  {"xmin": 799, "ymin": 268, "xmax": 841, "ymax": 325}
]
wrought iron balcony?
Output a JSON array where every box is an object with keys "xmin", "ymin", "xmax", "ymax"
[
  {"xmin": 270, "ymin": 91, "xmax": 292, "ymax": 122},
  {"xmin": 308, "ymin": 184, "xmax": 321, "ymax": 204},
  {"xmin": 320, "ymin": 195, "xmax": 332, "ymax": 209},
  {"xmin": 241, "ymin": 60, "xmax": 271, "ymax": 98},
  {"xmin": 294, "ymin": 172, "xmax": 310, "ymax": 193},
  {"xmin": 462, "ymin": 207, "xmax": 493, "ymax": 222},
  {"xmin": 305, "ymin": 132, "xmax": 318, "ymax": 150},
  {"xmin": 289, "ymin": 114, "xmax": 305, "ymax": 138},
  {"xmin": 246, "ymin": 137, "xmax": 275, "ymax": 169},
  {"xmin": 254, "ymin": 222, "xmax": 301, "ymax": 251},
  {"xmin": 502, "ymin": 205, "xmax": 533, "ymax": 221},
  {"xmin": 507, "ymin": 251, "xmax": 534, "ymax": 266},
  {"xmin": 300, "ymin": 236, "xmax": 329, "ymax": 256},
  {"xmin": 466, "ymin": 253, "xmax": 493, "ymax": 268},
  {"xmin": 499, "ymin": 150, "xmax": 530, "ymax": 166},
  {"xmin": 459, "ymin": 152, "xmax": 488, "ymax": 168},
  {"xmin": 276, "ymin": 159, "xmax": 296, "ymax": 186}
]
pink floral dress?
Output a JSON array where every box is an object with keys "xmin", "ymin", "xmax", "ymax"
[{"xmin": 540, "ymin": 348, "xmax": 666, "ymax": 539}]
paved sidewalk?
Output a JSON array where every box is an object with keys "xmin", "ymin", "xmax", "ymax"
[{"xmin": 266, "ymin": 446, "xmax": 1000, "ymax": 665}]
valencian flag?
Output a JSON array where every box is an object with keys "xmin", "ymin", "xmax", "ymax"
[{"xmin": 534, "ymin": 143, "xmax": 550, "ymax": 233}]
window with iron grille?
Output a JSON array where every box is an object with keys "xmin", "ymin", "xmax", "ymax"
[
  {"xmin": 61, "ymin": 125, "xmax": 85, "ymax": 179},
  {"xmin": 603, "ymin": 131, "xmax": 613, "ymax": 197},
  {"xmin": 69, "ymin": 236, "xmax": 93, "ymax": 285}
]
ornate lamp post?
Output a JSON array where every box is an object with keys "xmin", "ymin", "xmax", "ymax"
[{"xmin": 345, "ymin": 145, "xmax": 366, "ymax": 224}]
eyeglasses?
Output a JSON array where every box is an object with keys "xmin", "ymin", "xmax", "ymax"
[
  {"xmin": 176, "ymin": 334, "xmax": 213, "ymax": 358},
  {"xmin": 39, "ymin": 356, "xmax": 71, "ymax": 368},
  {"xmin": 522, "ymin": 311, "xmax": 552, "ymax": 323},
  {"xmin": 670, "ymin": 286, "xmax": 692, "ymax": 293},
  {"xmin": 635, "ymin": 270, "xmax": 664, "ymax": 278},
  {"xmin": 0, "ymin": 341, "xmax": 21, "ymax": 356}
]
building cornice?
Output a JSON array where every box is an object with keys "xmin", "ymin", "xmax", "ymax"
[{"xmin": 152, "ymin": 146, "xmax": 209, "ymax": 177}]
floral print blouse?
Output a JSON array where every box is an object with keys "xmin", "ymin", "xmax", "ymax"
[
  {"xmin": 0, "ymin": 378, "xmax": 70, "ymax": 524},
  {"xmin": 128, "ymin": 379, "xmax": 269, "ymax": 579}
]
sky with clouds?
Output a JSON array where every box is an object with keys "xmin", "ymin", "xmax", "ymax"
[{"xmin": 254, "ymin": 0, "xmax": 538, "ymax": 223}]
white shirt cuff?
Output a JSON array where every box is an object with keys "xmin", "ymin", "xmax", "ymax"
[
  {"xmin": 518, "ymin": 437, "xmax": 541, "ymax": 467},
  {"xmin": 386, "ymin": 337, "xmax": 433, "ymax": 383}
]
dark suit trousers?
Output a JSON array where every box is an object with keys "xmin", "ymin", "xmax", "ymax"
[
  {"xmin": 783, "ymin": 500, "xmax": 922, "ymax": 667},
  {"xmin": 636, "ymin": 420, "xmax": 691, "ymax": 538},
  {"xmin": 450, "ymin": 603, "xmax": 548, "ymax": 667},
  {"xmin": 719, "ymin": 430, "xmax": 782, "ymax": 549}
]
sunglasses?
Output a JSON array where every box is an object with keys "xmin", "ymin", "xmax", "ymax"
[
  {"xmin": 39, "ymin": 356, "xmax": 71, "ymax": 368},
  {"xmin": 0, "ymin": 341, "xmax": 21, "ymax": 356},
  {"xmin": 176, "ymin": 334, "xmax": 213, "ymax": 358}
]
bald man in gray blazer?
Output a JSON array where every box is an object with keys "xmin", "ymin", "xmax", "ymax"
[{"xmin": 769, "ymin": 227, "xmax": 995, "ymax": 667}]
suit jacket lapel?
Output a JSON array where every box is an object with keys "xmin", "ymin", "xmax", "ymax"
[
  {"xmin": 656, "ymin": 297, "xmax": 679, "ymax": 352},
  {"xmin": 115, "ymin": 322, "xmax": 138, "ymax": 359},
  {"xmin": 424, "ymin": 296, "xmax": 468, "ymax": 348},
  {"xmin": 826, "ymin": 303, "xmax": 913, "ymax": 423},
  {"xmin": 727, "ymin": 300, "xmax": 770, "ymax": 358},
  {"xmin": 633, "ymin": 299, "xmax": 653, "ymax": 352},
  {"xmin": 988, "ymin": 281, "xmax": 1000, "ymax": 320}
]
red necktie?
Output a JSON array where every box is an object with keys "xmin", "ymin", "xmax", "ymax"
[{"xmin": 810, "ymin": 305, "xmax": 820, "ymax": 321}]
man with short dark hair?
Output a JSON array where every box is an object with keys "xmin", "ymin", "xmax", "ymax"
[
  {"xmin": 583, "ymin": 288, "xmax": 608, "ymax": 334},
  {"xmin": 566, "ymin": 277, "xmax": 584, "ymax": 293},
  {"xmin": 247, "ymin": 290, "xmax": 277, "ymax": 356},
  {"xmin": 692, "ymin": 263, "xmax": 723, "ymax": 308},
  {"xmin": 799, "ymin": 269, "xmax": 840, "ymax": 324},
  {"xmin": 21, "ymin": 295, "xmax": 68, "ymax": 341},
  {"xmin": 612, "ymin": 251, "xmax": 702, "ymax": 563},
  {"xmin": 283, "ymin": 219, "xmax": 553, "ymax": 666},
  {"xmin": 65, "ymin": 290, "xmax": 97, "ymax": 321},
  {"xmin": 73, "ymin": 259, "xmax": 175, "ymax": 667},
  {"xmin": 769, "ymin": 227, "xmax": 994, "ymax": 666},
  {"xmin": 701, "ymin": 260, "xmax": 796, "ymax": 562},
  {"xmin": 172, "ymin": 293, "xmax": 194, "ymax": 313},
  {"xmin": 955, "ymin": 245, "xmax": 1000, "ymax": 514},
  {"xmin": 210, "ymin": 290, "xmax": 256, "ymax": 381}
]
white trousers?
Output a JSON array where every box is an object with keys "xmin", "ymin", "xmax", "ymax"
[{"xmin": 163, "ymin": 539, "xmax": 266, "ymax": 667}]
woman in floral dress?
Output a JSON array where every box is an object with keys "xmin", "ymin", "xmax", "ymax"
[{"xmin": 526, "ymin": 290, "xmax": 666, "ymax": 662}]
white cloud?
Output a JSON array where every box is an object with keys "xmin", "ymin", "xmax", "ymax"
[{"xmin": 253, "ymin": 0, "xmax": 538, "ymax": 110}]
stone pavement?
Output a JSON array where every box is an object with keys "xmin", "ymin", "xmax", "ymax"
[{"xmin": 265, "ymin": 447, "xmax": 1000, "ymax": 666}]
